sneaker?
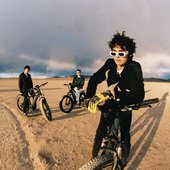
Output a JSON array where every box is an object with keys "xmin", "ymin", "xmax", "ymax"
[
  {"xmin": 121, "ymin": 158, "xmax": 127, "ymax": 167},
  {"xmin": 23, "ymin": 112, "xmax": 28, "ymax": 116},
  {"xmin": 76, "ymin": 101, "xmax": 80, "ymax": 105},
  {"xmin": 92, "ymin": 150, "xmax": 98, "ymax": 159}
]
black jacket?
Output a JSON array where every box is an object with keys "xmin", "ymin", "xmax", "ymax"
[
  {"xmin": 19, "ymin": 72, "xmax": 33, "ymax": 93},
  {"xmin": 86, "ymin": 58, "xmax": 145, "ymax": 105},
  {"xmin": 72, "ymin": 75, "xmax": 85, "ymax": 89}
]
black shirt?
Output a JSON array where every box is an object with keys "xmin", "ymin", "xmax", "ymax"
[
  {"xmin": 19, "ymin": 72, "xmax": 33, "ymax": 93},
  {"xmin": 72, "ymin": 75, "xmax": 85, "ymax": 89},
  {"xmin": 85, "ymin": 58, "xmax": 145, "ymax": 105}
]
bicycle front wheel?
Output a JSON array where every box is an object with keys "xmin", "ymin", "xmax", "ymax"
[
  {"xmin": 39, "ymin": 98, "xmax": 52, "ymax": 121},
  {"xmin": 59, "ymin": 95, "xmax": 74, "ymax": 113},
  {"xmin": 79, "ymin": 154, "xmax": 122, "ymax": 170}
]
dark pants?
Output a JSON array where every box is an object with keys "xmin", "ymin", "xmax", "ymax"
[
  {"xmin": 92, "ymin": 109, "xmax": 132, "ymax": 157},
  {"xmin": 23, "ymin": 91, "xmax": 29, "ymax": 113}
]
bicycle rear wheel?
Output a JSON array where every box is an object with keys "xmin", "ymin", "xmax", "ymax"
[
  {"xmin": 39, "ymin": 98, "xmax": 52, "ymax": 121},
  {"xmin": 16, "ymin": 94, "xmax": 24, "ymax": 112},
  {"xmin": 59, "ymin": 95, "xmax": 74, "ymax": 113}
]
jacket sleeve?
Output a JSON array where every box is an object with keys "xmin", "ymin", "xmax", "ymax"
[
  {"xmin": 116, "ymin": 62, "xmax": 145, "ymax": 105},
  {"xmin": 18, "ymin": 74, "xmax": 23, "ymax": 93},
  {"xmin": 85, "ymin": 59, "xmax": 112, "ymax": 99}
]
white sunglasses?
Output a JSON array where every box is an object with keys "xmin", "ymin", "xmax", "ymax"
[{"xmin": 109, "ymin": 51, "xmax": 129, "ymax": 57}]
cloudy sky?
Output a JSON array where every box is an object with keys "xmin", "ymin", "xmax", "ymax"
[{"xmin": 0, "ymin": 0, "xmax": 170, "ymax": 78}]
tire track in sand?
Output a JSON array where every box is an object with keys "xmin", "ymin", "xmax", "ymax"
[{"xmin": 0, "ymin": 103, "xmax": 33, "ymax": 170}]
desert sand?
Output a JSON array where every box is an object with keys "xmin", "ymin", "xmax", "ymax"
[{"xmin": 0, "ymin": 78, "xmax": 170, "ymax": 170}]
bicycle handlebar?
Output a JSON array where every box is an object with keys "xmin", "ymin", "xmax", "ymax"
[
  {"xmin": 38, "ymin": 82, "xmax": 48, "ymax": 88},
  {"xmin": 28, "ymin": 82, "xmax": 48, "ymax": 92},
  {"xmin": 64, "ymin": 83, "xmax": 72, "ymax": 86},
  {"xmin": 121, "ymin": 98, "xmax": 159, "ymax": 111},
  {"xmin": 140, "ymin": 98, "xmax": 159, "ymax": 106},
  {"xmin": 97, "ymin": 98, "xmax": 159, "ymax": 112}
]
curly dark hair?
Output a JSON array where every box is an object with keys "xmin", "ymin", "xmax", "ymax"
[{"xmin": 108, "ymin": 31, "xmax": 136, "ymax": 59}]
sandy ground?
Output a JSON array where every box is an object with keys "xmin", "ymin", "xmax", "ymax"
[{"xmin": 0, "ymin": 78, "xmax": 170, "ymax": 170}]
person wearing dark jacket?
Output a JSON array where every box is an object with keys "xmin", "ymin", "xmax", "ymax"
[
  {"xmin": 19, "ymin": 65, "xmax": 33, "ymax": 116},
  {"xmin": 85, "ymin": 31, "xmax": 145, "ymax": 166},
  {"xmin": 72, "ymin": 69, "xmax": 85, "ymax": 104}
]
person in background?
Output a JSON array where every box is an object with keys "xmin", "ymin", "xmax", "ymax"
[
  {"xmin": 19, "ymin": 65, "xmax": 33, "ymax": 116},
  {"xmin": 72, "ymin": 69, "xmax": 85, "ymax": 104}
]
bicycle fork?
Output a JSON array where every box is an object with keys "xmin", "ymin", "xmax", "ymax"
[{"xmin": 113, "ymin": 114, "xmax": 122, "ymax": 158}]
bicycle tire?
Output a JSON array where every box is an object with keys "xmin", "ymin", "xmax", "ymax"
[
  {"xmin": 39, "ymin": 98, "xmax": 52, "ymax": 121},
  {"xmin": 59, "ymin": 95, "xmax": 74, "ymax": 113},
  {"xmin": 79, "ymin": 154, "xmax": 123, "ymax": 170},
  {"xmin": 16, "ymin": 94, "xmax": 24, "ymax": 112},
  {"xmin": 79, "ymin": 154, "xmax": 112, "ymax": 170}
]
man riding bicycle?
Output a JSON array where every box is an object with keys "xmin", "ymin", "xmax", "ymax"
[
  {"xmin": 72, "ymin": 69, "xmax": 85, "ymax": 104},
  {"xmin": 84, "ymin": 31, "xmax": 145, "ymax": 167}
]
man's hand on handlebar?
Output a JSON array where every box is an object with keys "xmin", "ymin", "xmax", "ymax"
[
  {"xmin": 82, "ymin": 90, "xmax": 112, "ymax": 113},
  {"xmin": 35, "ymin": 85, "xmax": 39, "ymax": 88}
]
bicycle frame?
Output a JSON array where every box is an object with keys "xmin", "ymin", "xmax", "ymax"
[
  {"xmin": 65, "ymin": 84, "xmax": 77, "ymax": 103},
  {"xmin": 27, "ymin": 83, "xmax": 47, "ymax": 111},
  {"xmin": 98, "ymin": 111, "xmax": 122, "ymax": 162}
]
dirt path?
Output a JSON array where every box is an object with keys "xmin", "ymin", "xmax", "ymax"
[{"xmin": 0, "ymin": 103, "xmax": 33, "ymax": 170}]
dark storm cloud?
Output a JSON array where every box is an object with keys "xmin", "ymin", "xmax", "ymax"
[{"xmin": 0, "ymin": 0, "xmax": 170, "ymax": 77}]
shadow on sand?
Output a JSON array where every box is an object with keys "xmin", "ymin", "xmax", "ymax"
[
  {"xmin": 127, "ymin": 92, "xmax": 169, "ymax": 170},
  {"xmin": 25, "ymin": 105, "xmax": 87, "ymax": 120},
  {"xmin": 52, "ymin": 107, "xmax": 88, "ymax": 121}
]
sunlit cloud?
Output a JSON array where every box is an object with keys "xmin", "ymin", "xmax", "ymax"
[
  {"xmin": 137, "ymin": 53, "xmax": 170, "ymax": 78},
  {"xmin": 19, "ymin": 54, "xmax": 76, "ymax": 71}
]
